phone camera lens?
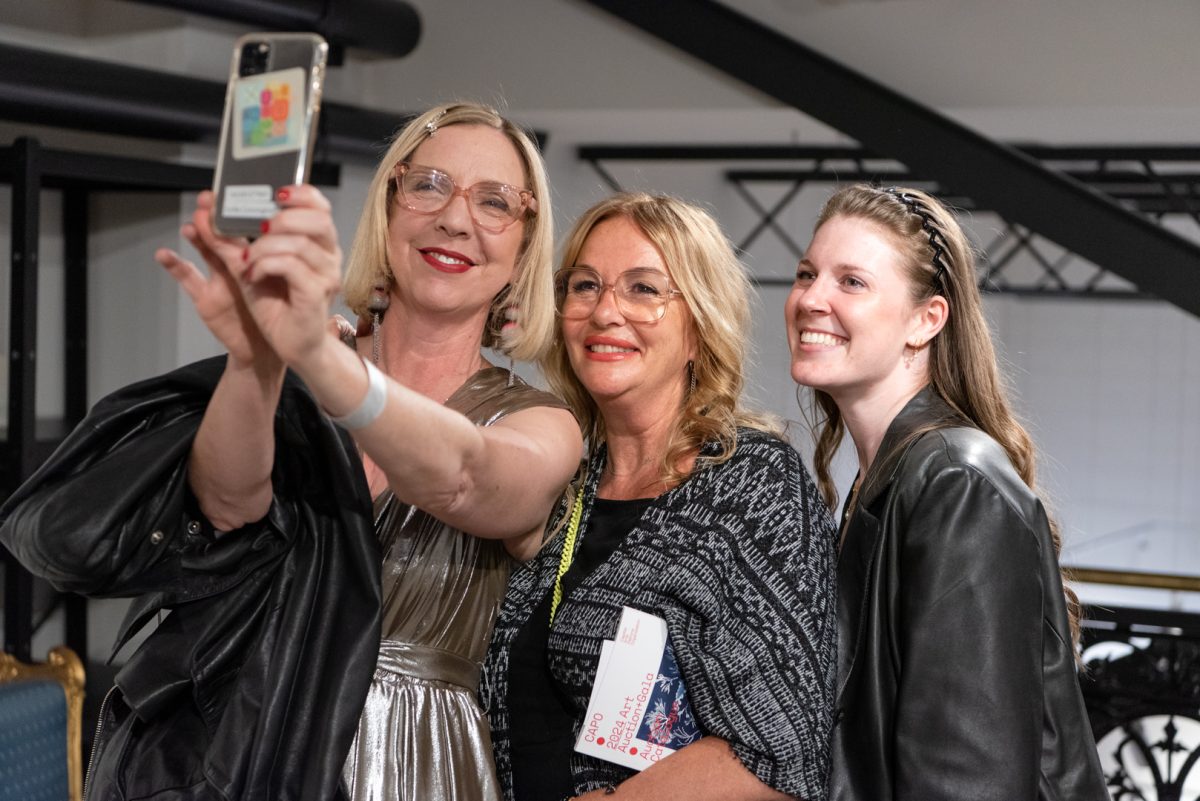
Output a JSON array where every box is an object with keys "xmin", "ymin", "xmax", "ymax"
[{"xmin": 239, "ymin": 41, "xmax": 270, "ymax": 76}]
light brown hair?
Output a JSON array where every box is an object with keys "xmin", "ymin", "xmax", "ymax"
[
  {"xmin": 806, "ymin": 184, "xmax": 1082, "ymax": 647},
  {"xmin": 543, "ymin": 192, "xmax": 780, "ymax": 485}
]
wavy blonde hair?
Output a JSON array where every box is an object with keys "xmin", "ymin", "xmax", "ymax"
[
  {"xmin": 341, "ymin": 102, "xmax": 555, "ymax": 361},
  {"xmin": 543, "ymin": 192, "xmax": 780, "ymax": 486},
  {"xmin": 805, "ymin": 183, "xmax": 1082, "ymax": 648}
]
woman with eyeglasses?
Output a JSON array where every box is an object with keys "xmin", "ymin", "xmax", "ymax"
[
  {"xmin": 481, "ymin": 192, "xmax": 837, "ymax": 801},
  {"xmin": 147, "ymin": 103, "xmax": 578, "ymax": 801}
]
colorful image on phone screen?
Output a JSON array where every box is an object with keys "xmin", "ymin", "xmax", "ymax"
[{"xmin": 231, "ymin": 67, "xmax": 307, "ymax": 160}]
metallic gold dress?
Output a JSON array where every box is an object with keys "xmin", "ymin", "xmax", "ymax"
[{"xmin": 342, "ymin": 367, "xmax": 568, "ymax": 801}]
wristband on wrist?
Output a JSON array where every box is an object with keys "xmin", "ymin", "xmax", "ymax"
[{"xmin": 331, "ymin": 356, "xmax": 388, "ymax": 430}]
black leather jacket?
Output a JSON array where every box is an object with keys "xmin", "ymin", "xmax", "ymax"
[
  {"xmin": 0, "ymin": 357, "xmax": 381, "ymax": 801},
  {"xmin": 831, "ymin": 388, "xmax": 1109, "ymax": 801}
]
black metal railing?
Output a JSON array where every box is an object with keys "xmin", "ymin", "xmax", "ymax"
[{"xmin": 1078, "ymin": 569, "xmax": 1200, "ymax": 800}]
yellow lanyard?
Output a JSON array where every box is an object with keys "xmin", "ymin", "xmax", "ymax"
[{"xmin": 548, "ymin": 477, "xmax": 586, "ymax": 626}]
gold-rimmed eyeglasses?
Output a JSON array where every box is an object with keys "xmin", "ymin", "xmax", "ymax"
[
  {"xmin": 392, "ymin": 162, "xmax": 536, "ymax": 233},
  {"xmin": 555, "ymin": 267, "xmax": 683, "ymax": 323}
]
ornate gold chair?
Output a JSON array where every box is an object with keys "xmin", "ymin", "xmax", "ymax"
[{"xmin": 0, "ymin": 646, "xmax": 85, "ymax": 801}]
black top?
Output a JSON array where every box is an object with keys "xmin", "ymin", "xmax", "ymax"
[
  {"xmin": 484, "ymin": 432, "xmax": 837, "ymax": 799},
  {"xmin": 508, "ymin": 496, "xmax": 654, "ymax": 801}
]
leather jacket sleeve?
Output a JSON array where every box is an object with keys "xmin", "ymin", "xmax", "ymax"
[
  {"xmin": 1, "ymin": 356, "xmax": 381, "ymax": 801},
  {"xmin": 891, "ymin": 454, "xmax": 1046, "ymax": 800},
  {"xmin": 1, "ymin": 362, "xmax": 219, "ymax": 598}
]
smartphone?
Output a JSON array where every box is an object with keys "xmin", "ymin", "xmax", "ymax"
[{"xmin": 212, "ymin": 32, "xmax": 328, "ymax": 237}]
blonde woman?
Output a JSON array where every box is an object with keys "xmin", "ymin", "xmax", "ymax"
[
  {"xmin": 484, "ymin": 193, "xmax": 837, "ymax": 801},
  {"xmin": 182, "ymin": 103, "xmax": 582, "ymax": 801},
  {"xmin": 1, "ymin": 102, "xmax": 582, "ymax": 801}
]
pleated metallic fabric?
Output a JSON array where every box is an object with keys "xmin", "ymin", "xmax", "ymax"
[
  {"xmin": 342, "ymin": 367, "xmax": 569, "ymax": 801},
  {"xmin": 343, "ymin": 641, "xmax": 502, "ymax": 801}
]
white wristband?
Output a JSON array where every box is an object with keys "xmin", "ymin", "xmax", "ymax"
[{"xmin": 331, "ymin": 357, "xmax": 388, "ymax": 430}]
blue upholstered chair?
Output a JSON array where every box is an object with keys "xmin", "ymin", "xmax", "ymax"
[{"xmin": 0, "ymin": 646, "xmax": 85, "ymax": 801}]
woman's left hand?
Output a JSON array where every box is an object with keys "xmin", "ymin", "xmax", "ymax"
[
  {"xmin": 564, "ymin": 738, "xmax": 792, "ymax": 801},
  {"xmin": 237, "ymin": 184, "xmax": 345, "ymax": 370},
  {"xmin": 156, "ymin": 190, "xmax": 276, "ymax": 370}
]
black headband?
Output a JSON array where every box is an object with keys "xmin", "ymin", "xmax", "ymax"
[{"xmin": 881, "ymin": 187, "xmax": 950, "ymax": 292}]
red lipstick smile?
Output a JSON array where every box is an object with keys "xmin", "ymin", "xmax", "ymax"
[{"xmin": 419, "ymin": 247, "xmax": 476, "ymax": 274}]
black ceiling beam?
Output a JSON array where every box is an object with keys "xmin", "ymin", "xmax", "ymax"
[
  {"xmin": 0, "ymin": 43, "xmax": 546, "ymax": 160},
  {"xmin": 579, "ymin": 0, "xmax": 1200, "ymax": 318},
  {"xmin": 127, "ymin": 0, "xmax": 421, "ymax": 59},
  {"xmin": 0, "ymin": 148, "xmax": 208, "ymax": 192},
  {"xmin": 0, "ymin": 43, "xmax": 405, "ymax": 159},
  {"xmin": 0, "ymin": 146, "xmax": 339, "ymax": 192},
  {"xmin": 723, "ymin": 169, "xmax": 1200, "ymax": 211},
  {"xmin": 580, "ymin": 143, "xmax": 1200, "ymax": 164},
  {"xmin": 1018, "ymin": 145, "xmax": 1200, "ymax": 162},
  {"xmin": 579, "ymin": 144, "xmax": 882, "ymax": 161},
  {"xmin": 586, "ymin": 144, "xmax": 1200, "ymax": 212}
]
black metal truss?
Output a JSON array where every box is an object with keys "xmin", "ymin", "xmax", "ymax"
[
  {"xmin": 578, "ymin": 0, "xmax": 1200, "ymax": 319},
  {"xmin": 579, "ymin": 144, "xmax": 1200, "ymax": 300},
  {"xmin": 3, "ymin": 138, "xmax": 40, "ymax": 662}
]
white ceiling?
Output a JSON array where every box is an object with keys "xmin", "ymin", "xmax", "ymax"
[
  {"xmin": 0, "ymin": 0, "xmax": 1195, "ymax": 147},
  {"xmin": 358, "ymin": 0, "xmax": 1200, "ymax": 114},
  {"xmin": 727, "ymin": 0, "xmax": 1200, "ymax": 108}
]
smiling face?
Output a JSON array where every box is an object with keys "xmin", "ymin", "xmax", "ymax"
[
  {"xmin": 785, "ymin": 214, "xmax": 937, "ymax": 407},
  {"xmin": 385, "ymin": 124, "xmax": 527, "ymax": 323},
  {"xmin": 562, "ymin": 215, "xmax": 697, "ymax": 417}
]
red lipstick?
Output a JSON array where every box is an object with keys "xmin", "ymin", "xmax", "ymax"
[{"xmin": 419, "ymin": 247, "xmax": 476, "ymax": 274}]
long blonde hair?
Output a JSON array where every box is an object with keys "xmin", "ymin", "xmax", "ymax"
[
  {"xmin": 543, "ymin": 192, "xmax": 780, "ymax": 486},
  {"xmin": 807, "ymin": 184, "xmax": 1082, "ymax": 647},
  {"xmin": 341, "ymin": 102, "xmax": 556, "ymax": 361}
]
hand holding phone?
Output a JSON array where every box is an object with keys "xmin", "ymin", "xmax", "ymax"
[{"xmin": 212, "ymin": 33, "xmax": 328, "ymax": 238}]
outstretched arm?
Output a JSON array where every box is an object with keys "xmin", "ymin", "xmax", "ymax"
[
  {"xmin": 213, "ymin": 185, "xmax": 581, "ymax": 549},
  {"xmin": 286, "ymin": 327, "xmax": 581, "ymax": 553},
  {"xmin": 157, "ymin": 190, "xmax": 285, "ymax": 531}
]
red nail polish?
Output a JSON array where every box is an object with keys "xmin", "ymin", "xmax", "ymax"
[
  {"xmin": 277, "ymin": 187, "xmax": 290, "ymax": 202},
  {"xmin": 242, "ymin": 247, "xmax": 249, "ymax": 261},
  {"xmin": 260, "ymin": 220, "xmax": 270, "ymax": 233}
]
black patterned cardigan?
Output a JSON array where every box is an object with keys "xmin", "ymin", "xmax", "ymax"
[{"xmin": 480, "ymin": 429, "xmax": 837, "ymax": 800}]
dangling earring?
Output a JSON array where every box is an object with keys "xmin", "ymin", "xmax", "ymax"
[
  {"xmin": 903, "ymin": 341, "xmax": 924, "ymax": 369},
  {"xmin": 367, "ymin": 283, "xmax": 390, "ymax": 366},
  {"xmin": 686, "ymin": 360, "xmax": 697, "ymax": 397},
  {"xmin": 493, "ymin": 296, "xmax": 519, "ymax": 386}
]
